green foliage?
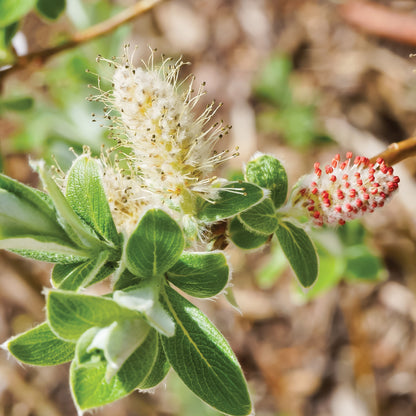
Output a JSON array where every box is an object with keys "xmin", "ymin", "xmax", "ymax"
[
  {"xmin": 47, "ymin": 290, "xmax": 138, "ymax": 342},
  {"xmin": 65, "ymin": 155, "xmax": 119, "ymax": 246},
  {"xmin": 0, "ymin": 0, "xmax": 36, "ymax": 27},
  {"xmin": 125, "ymin": 209, "xmax": 185, "ymax": 278},
  {"xmin": 254, "ymin": 55, "xmax": 332, "ymax": 148},
  {"xmin": 0, "ymin": 96, "xmax": 34, "ymax": 113},
  {"xmin": 229, "ymin": 216, "xmax": 269, "ymax": 250},
  {"xmin": 197, "ymin": 181, "xmax": 264, "ymax": 222},
  {"xmin": 166, "ymin": 251, "xmax": 229, "ymax": 298},
  {"xmin": 238, "ymin": 198, "xmax": 279, "ymax": 235},
  {"xmin": 6, "ymin": 322, "xmax": 75, "ymax": 365},
  {"xmin": 36, "ymin": 0, "xmax": 65, "ymax": 20},
  {"xmin": 161, "ymin": 286, "xmax": 252, "ymax": 416},
  {"xmin": 70, "ymin": 327, "xmax": 158, "ymax": 411},
  {"xmin": 275, "ymin": 220, "xmax": 318, "ymax": 288}
]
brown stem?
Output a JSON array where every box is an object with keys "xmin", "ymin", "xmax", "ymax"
[
  {"xmin": 339, "ymin": 0, "xmax": 416, "ymax": 46},
  {"xmin": 370, "ymin": 137, "xmax": 416, "ymax": 165},
  {"xmin": 0, "ymin": 0, "xmax": 163, "ymax": 79}
]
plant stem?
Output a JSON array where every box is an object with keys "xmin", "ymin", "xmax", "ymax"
[
  {"xmin": 370, "ymin": 137, "xmax": 416, "ymax": 165},
  {"xmin": 0, "ymin": 0, "xmax": 163, "ymax": 79}
]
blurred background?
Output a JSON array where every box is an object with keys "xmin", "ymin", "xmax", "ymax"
[{"xmin": 1, "ymin": 0, "xmax": 416, "ymax": 415}]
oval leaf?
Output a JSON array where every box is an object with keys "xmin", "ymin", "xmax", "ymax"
[
  {"xmin": 36, "ymin": 0, "xmax": 65, "ymax": 20},
  {"xmin": 6, "ymin": 322, "xmax": 75, "ymax": 366},
  {"xmin": 161, "ymin": 286, "xmax": 252, "ymax": 416},
  {"xmin": 229, "ymin": 216, "xmax": 269, "ymax": 250},
  {"xmin": 65, "ymin": 155, "xmax": 119, "ymax": 246},
  {"xmin": 275, "ymin": 221, "xmax": 318, "ymax": 287},
  {"xmin": 125, "ymin": 209, "xmax": 184, "ymax": 277},
  {"xmin": 70, "ymin": 327, "xmax": 158, "ymax": 411},
  {"xmin": 245, "ymin": 154, "xmax": 288, "ymax": 209},
  {"xmin": 238, "ymin": 198, "xmax": 278, "ymax": 235},
  {"xmin": 166, "ymin": 251, "xmax": 229, "ymax": 298},
  {"xmin": 47, "ymin": 291, "xmax": 137, "ymax": 342},
  {"xmin": 197, "ymin": 182, "xmax": 264, "ymax": 222}
]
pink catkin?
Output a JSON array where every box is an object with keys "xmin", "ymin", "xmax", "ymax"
[{"xmin": 292, "ymin": 152, "xmax": 400, "ymax": 226}]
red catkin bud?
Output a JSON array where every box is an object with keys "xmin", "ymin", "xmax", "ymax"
[{"xmin": 289, "ymin": 152, "xmax": 400, "ymax": 226}]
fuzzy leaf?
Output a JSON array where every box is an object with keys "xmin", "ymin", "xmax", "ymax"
[
  {"xmin": 51, "ymin": 251, "xmax": 110, "ymax": 290},
  {"xmin": 70, "ymin": 327, "xmax": 158, "ymax": 411},
  {"xmin": 0, "ymin": 0, "xmax": 36, "ymax": 27},
  {"xmin": 238, "ymin": 198, "xmax": 278, "ymax": 235},
  {"xmin": 245, "ymin": 154, "xmax": 288, "ymax": 209},
  {"xmin": 65, "ymin": 155, "xmax": 119, "ymax": 247},
  {"xmin": 161, "ymin": 286, "xmax": 252, "ymax": 416},
  {"xmin": 125, "ymin": 209, "xmax": 184, "ymax": 278},
  {"xmin": 138, "ymin": 334, "xmax": 170, "ymax": 389},
  {"xmin": 275, "ymin": 221, "xmax": 318, "ymax": 287},
  {"xmin": 35, "ymin": 161, "xmax": 103, "ymax": 250},
  {"xmin": 4, "ymin": 237, "xmax": 88, "ymax": 263},
  {"xmin": 6, "ymin": 322, "xmax": 75, "ymax": 366},
  {"xmin": 36, "ymin": 0, "xmax": 65, "ymax": 20},
  {"xmin": 197, "ymin": 182, "xmax": 264, "ymax": 222},
  {"xmin": 167, "ymin": 251, "xmax": 229, "ymax": 298},
  {"xmin": 229, "ymin": 216, "xmax": 269, "ymax": 250},
  {"xmin": 47, "ymin": 291, "xmax": 137, "ymax": 342},
  {"xmin": 0, "ymin": 174, "xmax": 70, "ymax": 243}
]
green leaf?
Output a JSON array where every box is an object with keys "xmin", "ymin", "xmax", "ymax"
[
  {"xmin": 0, "ymin": 0, "xmax": 36, "ymax": 27},
  {"xmin": 6, "ymin": 322, "xmax": 75, "ymax": 366},
  {"xmin": 344, "ymin": 245, "xmax": 384, "ymax": 281},
  {"xmin": 47, "ymin": 290, "xmax": 137, "ymax": 342},
  {"xmin": 0, "ymin": 174, "xmax": 69, "ymax": 241},
  {"xmin": 161, "ymin": 286, "xmax": 252, "ymax": 416},
  {"xmin": 275, "ymin": 221, "xmax": 318, "ymax": 288},
  {"xmin": 3, "ymin": 21, "xmax": 18, "ymax": 45},
  {"xmin": 51, "ymin": 250, "xmax": 110, "ymax": 290},
  {"xmin": 238, "ymin": 198, "xmax": 278, "ymax": 235},
  {"xmin": 245, "ymin": 154, "xmax": 288, "ymax": 209},
  {"xmin": 5, "ymin": 237, "xmax": 88, "ymax": 263},
  {"xmin": 138, "ymin": 334, "xmax": 170, "ymax": 389},
  {"xmin": 254, "ymin": 55, "xmax": 292, "ymax": 107},
  {"xmin": 0, "ymin": 96, "xmax": 34, "ymax": 112},
  {"xmin": 65, "ymin": 155, "xmax": 119, "ymax": 246},
  {"xmin": 113, "ymin": 268, "xmax": 142, "ymax": 290},
  {"xmin": 125, "ymin": 209, "xmax": 184, "ymax": 278},
  {"xmin": 167, "ymin": 251, "xmax": 230, "ymax": 298},
  {"xmin": 36, "ymin": 0, "xmax": 65, "ymax": 20},
  {"xmin": 229, "ymin": 216, "xmax": 269, "ymax": 250},
  {"xmin": 70, "ymin": 327, "xmax": 158, "ymax": 411},
  {"xmin": 197, "ymin": 182, "xmax": 264, "ymax": 222},
  {"xmin": 35, "ymin": 161, "xmax": 103, "ymax": 250}
]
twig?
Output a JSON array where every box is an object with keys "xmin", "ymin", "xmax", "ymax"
[
  {"xmin": 370, "ymin": 137, "xmax": 416, "ymax": 165},
  {"xmin": 339, "ymin": 0, "xmax": 416, "ymax": 46},
  {"xmin": 0, "ymin": 0, "xmax": 163, "ymax": 79}
]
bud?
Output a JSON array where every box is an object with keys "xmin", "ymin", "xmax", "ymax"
[{"xmin": 289, "ymin": 152, "xmax": 400, "ymax": 226}]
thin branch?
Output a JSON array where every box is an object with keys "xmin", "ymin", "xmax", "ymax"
[
  {"xmin": 339, "ymin": 0, "xmax": 416, "ymax": 46},
  {"xmin": 0, "ymin": 0, "xmax": 163, "ymax": 78},
  {"xmin": 370, "ymin": 137, "xmax": 416, "ymax": 165}
]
